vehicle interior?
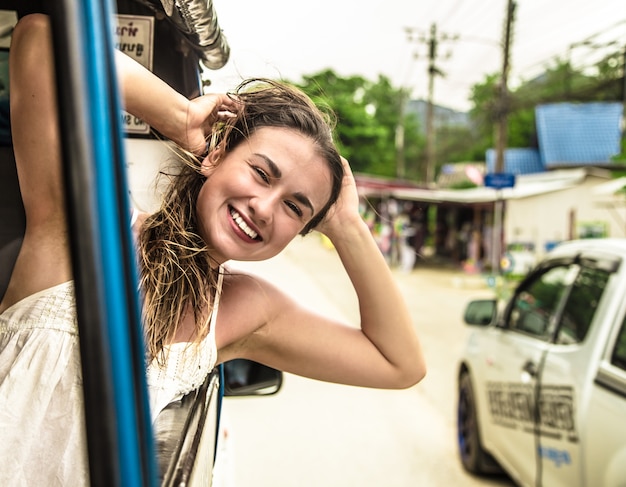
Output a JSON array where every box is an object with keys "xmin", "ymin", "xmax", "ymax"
[{"xmin": 0, "ymin": 1, "xmax": 281, "ymax": 485}]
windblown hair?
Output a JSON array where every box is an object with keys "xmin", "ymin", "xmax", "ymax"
[{"xmin": 139, "ymin": 79, "xmax": 344, "ymax": 362}]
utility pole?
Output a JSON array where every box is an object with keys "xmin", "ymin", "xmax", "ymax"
[
  {"xmin": 494, "ymin": 0, "xmax": 516, "ymax": 173},
  {"xmin": 405, "ymin": 24, "xmax": 456, "ymax": 185},
  {"xmin": 425, "ymin": 23, "xmax": 439, "ymax": 186},
  {"xmin": 491, "ymin": 0, "xmax": 516, "ymax": 275}
]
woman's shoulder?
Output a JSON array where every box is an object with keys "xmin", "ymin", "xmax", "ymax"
[
  {"xmin": 216, "ymin": 268, "xmax": 292, "ymax": 351},
  {"xmin": 221, "ymin": 268, "xmax": 282, "ymax": 304}
]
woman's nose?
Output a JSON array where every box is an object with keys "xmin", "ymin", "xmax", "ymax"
[{"xmin": 248, "ymin": 193, "xmax": 277, "ymax": 225}]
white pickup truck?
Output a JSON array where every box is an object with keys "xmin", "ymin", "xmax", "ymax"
[{"xmin": 457, "ymin": 238, "xmax": 626, "ymax": 487}]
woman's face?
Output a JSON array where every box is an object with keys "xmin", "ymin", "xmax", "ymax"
[{"xmin": 197, "ymin": 127, "xmax": 332, "ymax": 263}]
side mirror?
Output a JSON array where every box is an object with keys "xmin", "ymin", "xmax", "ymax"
[
  {"xmin": 463, "ymin": 299, "xmax": 497, "ymax": 326},
  {"xmin": 223, "ymin": 359, "xmax": 282, "ymax": 396}
]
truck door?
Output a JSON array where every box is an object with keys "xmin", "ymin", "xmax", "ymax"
[
  {"xmin": 536, "ymin": 254, "xmax": 619, "ymax": 487},
  {"xmin": 484, "ymin": 261, "xmax": 581, "ymax": 486},
  {"xmin": 584, "ymin": 310, "xmax": 626, "ymax": 486}
]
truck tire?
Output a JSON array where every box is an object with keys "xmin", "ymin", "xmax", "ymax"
[{"xmin": 457, "ymin": 372, "xmax": 502, "ymax": 475}]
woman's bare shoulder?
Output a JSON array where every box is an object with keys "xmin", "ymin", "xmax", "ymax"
[
  {"xmin": 216, "ymin": 268, "xmax": 290, "ymax": 354},
  {"xmin": 221, "ymin": 268, "xmax": 283, "ymax": 309}
]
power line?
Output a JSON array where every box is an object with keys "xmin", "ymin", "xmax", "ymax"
[{"xmin": 514, "ymin": 18, "xmax": 626, "ymax": 79}]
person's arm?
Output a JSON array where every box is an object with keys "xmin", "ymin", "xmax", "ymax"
[
  {"xmin": 218, "ymin": 159, "xmax": 426, "ymax": 389},
  {"xmin": 315, "ymin": 158, "xmax": 426, "ymax": 387},
  {"xmin": 1, "ymin": 13, "xmax": 72, "ymax": 311},
  {"xmin": 115, "ymin": 51, "xmax": 238, "ymax": 154}
]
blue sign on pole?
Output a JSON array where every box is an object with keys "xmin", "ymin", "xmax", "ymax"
[{"xmin": 485, "ymin": 172, "xmax": 516, "ymax": 189}]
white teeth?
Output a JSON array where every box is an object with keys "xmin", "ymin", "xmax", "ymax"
[{"xmin": 230, "ymin": 208, "xmax": 258, "ymax": 239}]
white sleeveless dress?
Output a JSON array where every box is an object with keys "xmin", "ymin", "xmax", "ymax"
[
  {"xmin": 146, "ymin": 266, "xmax": 223, "ymax": 419},
  {"xmin": 0, "ymin": 268, "xmax": 223, "ymax": 485}
]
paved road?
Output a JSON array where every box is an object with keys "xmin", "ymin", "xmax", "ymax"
[{"xmin": 215, "ymin": 235, "xmax": 514, "ymax": 487}]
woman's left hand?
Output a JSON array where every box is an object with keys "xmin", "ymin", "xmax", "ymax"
[
  {"xmin": 116, "ymin": 50, "xmax": 240, "ymax": 154},
  {"xmin": 315, "ymin": 157, "xmax": 363, "ymax": 240}
]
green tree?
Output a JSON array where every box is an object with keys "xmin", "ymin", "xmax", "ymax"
[
  {"xmin": 468, "ymin": 73, "xmax": 500, "ymax": 150},
  {"xmin": 436, "ymin": 123, "xmax": 486, "ymax": 164},
  {"xmin": 469, "ymin": 53, "xmax": 625, "ymax": 158},
  {"xmin": 294, "ymin": 70, "xmax": 423, "ymax": 178}
]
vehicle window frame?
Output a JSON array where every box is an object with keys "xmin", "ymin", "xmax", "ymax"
[
  {"xmin": 553, "ymin": 264, "xmax": 612, "ymax": 345},
  {"xmin": 595, "ymin": 312, "xmax": 626, "ymax": 399},
  {"xmin": 502, "ymin": 253, "xmax": 619, "ymax": 348},
  {"xmin": 611, "ymin": 320, "xmax": 626, "ymax": 371},
  {"xmin": 47, "ymin": 3, "xmax": 157, "ymax": 485},
  {"xmin": 501, "ymin": 262, "xmax": 578, "ymax": 341}
]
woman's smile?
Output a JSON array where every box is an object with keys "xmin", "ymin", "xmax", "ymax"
[{"xmin": 228, "ymin": 205, "xmax": 262, "ymax": 242}]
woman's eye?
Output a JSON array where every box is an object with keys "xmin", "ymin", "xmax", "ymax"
[
  {"xmin": 253, "ymin": 166, "xmax": 270, "ymax": 183},
  {"xmin": 285, "ymin": 201, "xmax": 303, "ymax": 217}
]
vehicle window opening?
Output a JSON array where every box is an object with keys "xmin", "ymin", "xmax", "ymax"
[
  {"xmin": 554, "ymin": 266, "xmax": 611, "ymax": 345},
  {"xmin": 507, "ymin": 264, "xmax": 577, "ymax": 340}
]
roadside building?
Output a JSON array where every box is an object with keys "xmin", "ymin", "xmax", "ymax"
[{"xmin": 356, "ymin": 101, "xmax": 625, "ymax": 272}]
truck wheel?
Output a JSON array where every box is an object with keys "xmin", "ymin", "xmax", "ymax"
[{"xmin": 457, "ymin": 372, "xmax": 502, "ymax": 475}]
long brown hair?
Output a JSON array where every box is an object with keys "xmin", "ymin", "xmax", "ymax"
[{"xmin": 139, "ymin": 79, "xmax": 344, "ymax": 362}]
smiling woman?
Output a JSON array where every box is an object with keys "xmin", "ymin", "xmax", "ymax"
[
  {"xmin": 0, "ymin": 9, "xmax": 426, "ymax": 487},
  {"xmin": 194, "ymin": 127, "xmax": 333, "ymax": 259},
  {"xmin": 137, "ymin": 82, "xmax": 344, "ymax": 359}
]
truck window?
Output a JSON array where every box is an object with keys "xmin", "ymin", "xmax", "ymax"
[
  {"xmin": 508, "ymin": 264, "xmax": 577, "ymax": 339},
  {"xmin": 555, "ymin": 266, "xmax": 611, "ymax": 345}
]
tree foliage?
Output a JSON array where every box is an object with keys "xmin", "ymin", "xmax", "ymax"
[
  {"xmin": 294, "ymin": 70, "xmax": 423, "ymax": 178},
  {"xmin": 285, "ymin": 46, "xmax": 624, "ymax": 181},
  {"xmin": 469, "ymin": 49, "xmax": 625, "ymax": 158}
]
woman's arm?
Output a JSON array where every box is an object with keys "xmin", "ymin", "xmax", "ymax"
[
  {"xmin": 115, "ymin": 51, "xmax": 238, "ymax": 153},
  {"xmin": 218, "ymin": 159, "xmax": 426, "ymax": 389},
  {"xmin": 315, "ymin": 159, "xmax": 426, "ymax": 387}
]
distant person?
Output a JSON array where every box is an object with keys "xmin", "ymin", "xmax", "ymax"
[{"xmin": 396, "ymin": 210, "xmax": 417, "ymax": 273}]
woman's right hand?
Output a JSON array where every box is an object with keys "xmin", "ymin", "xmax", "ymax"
[{"xmin": 184, "ymin": 94, "xmax": 240, "ymax": 155}]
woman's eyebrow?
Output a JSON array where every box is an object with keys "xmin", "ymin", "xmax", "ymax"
[
  {"xmin": 254, "ymin": 152, "xmax": 315, "ymax": 215},
  {"xmin": 293, "ymin": 192, "xmax": 315, "ymax": 215},
  {"xmin": 254, "ymin": 153, "xmax": 282, "ymax": 178}
]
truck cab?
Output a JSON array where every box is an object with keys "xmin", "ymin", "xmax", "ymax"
[{"xmin": 458, "ymin": 238, "xmax": 626, "ymax": 486}]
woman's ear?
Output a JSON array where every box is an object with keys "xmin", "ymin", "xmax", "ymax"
[{"xmin": 200, "ymin": 146, "xmax": 224, "ymax": 176}]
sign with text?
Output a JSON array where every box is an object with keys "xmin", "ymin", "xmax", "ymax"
[
  {"xmin": 115, "ymin": 15, "xmax": 154, "ymax": 135},
  {"xmin": 485, "ymin": 172, "xmax": 516, "ymax": 189}
]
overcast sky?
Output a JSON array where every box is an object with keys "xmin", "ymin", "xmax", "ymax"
[{"xmin": 209, "ymin": 0, "xmax": 625, "ymax": 112}]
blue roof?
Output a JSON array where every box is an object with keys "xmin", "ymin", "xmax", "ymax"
[
  {"xmin": 535, "ymin": 102, "xmax": 623, "ymax": 166},
  {"xmin": 486, "ymin": 147, "xmax": 545, "ymax": 175}
]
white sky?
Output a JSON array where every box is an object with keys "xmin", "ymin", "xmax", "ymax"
[{"xmin": 208, "ymin": 0, "xmax": 625, "ymax": 112}]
